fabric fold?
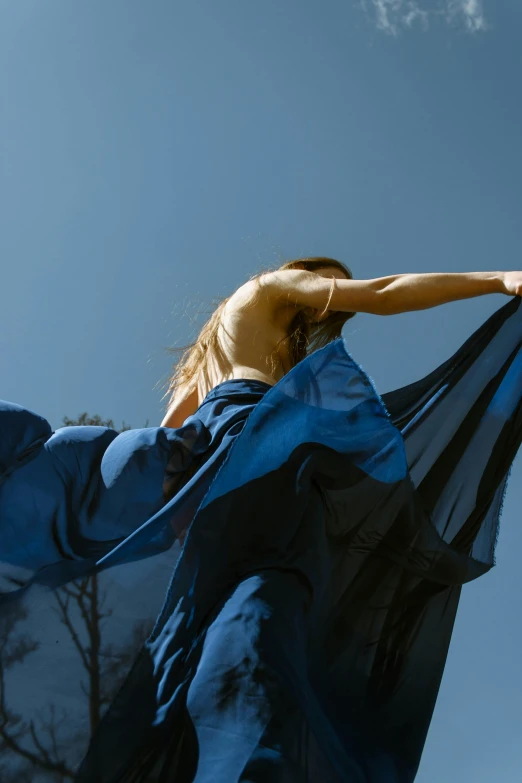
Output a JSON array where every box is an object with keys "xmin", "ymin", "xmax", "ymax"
[{"xmin": 1, "ymin": 298, "xmax": 521, "ymax": 782}]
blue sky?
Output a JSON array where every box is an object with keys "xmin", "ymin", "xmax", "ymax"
[{"xmin": 1, "ymin": 1, "xmax": 522, "ymax": 779}]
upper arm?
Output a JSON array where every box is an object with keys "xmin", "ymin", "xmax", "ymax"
[
  {"xmin": 161, "ymin": 385, "xmax": 199, "ymax": 429},
  {"xmin": 259, "ymin": 269, "xmax": 387, "ymax": 315}
]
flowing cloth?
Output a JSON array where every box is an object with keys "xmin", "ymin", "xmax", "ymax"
[{"xmin": 1, "ymin": 298, "xmax": 522, "ymax": 782}]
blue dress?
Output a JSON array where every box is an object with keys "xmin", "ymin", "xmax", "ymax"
[{"xmin": 1, "ymin": 298, "xmax": 522, "ymax": 782}]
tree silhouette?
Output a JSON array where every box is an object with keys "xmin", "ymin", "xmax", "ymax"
[
  {"xmin": 0, "ymin": 413, "xmax": 154, "ymax": 780},
  {"xmin": 0, "ymin": 601, "xmax": 74, "ymax": 781}
]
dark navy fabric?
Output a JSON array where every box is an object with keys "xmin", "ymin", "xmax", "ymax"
[{"xmin": 1, "ymin": 298, "xmax": 522, "ymax": 781}]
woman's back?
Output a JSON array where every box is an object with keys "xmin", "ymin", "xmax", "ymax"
[
  {"xmin": 163, "ymin": 279, "xmax": 296, "ymax": 426},
  {"xmin": 206, "ymin": 280, "xmax": 294, "ymax": 389},
  {"xmin": 163, "ymin": 266, "xmax": 346, "ymax": 427}
]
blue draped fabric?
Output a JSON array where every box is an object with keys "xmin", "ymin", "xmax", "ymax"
[{"xmin": 1, "ymin": 298, "xmax": 522, "ymax": 781}]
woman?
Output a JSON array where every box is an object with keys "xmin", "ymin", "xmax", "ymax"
[{"xmin": 1, "ymin": 257, "xmax": 521, "ymax": 782}]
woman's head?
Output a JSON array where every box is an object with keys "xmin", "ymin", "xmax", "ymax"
[
  {"xmin": 161, "ymin": 256, "xmax": 356, "ymax": 408},
  {"xmin": 275, "ymin": 256, "xmax": 354, "ymax": 322},
  {"xmin": 265, "ymin": 256, "xmax": 356, "ymax": 371},
  {"xmin": 278, "ymin": 256, "xmax": 352, "ymax": 279}
]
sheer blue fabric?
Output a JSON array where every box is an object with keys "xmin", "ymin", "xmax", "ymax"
[{"xmin": 1, "ymin": 298, "xmax": 522, "ymax": 782}]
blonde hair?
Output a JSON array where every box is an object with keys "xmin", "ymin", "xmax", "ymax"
[{"xmin": 161, "ymin": 256, "xmax": 355, "ymax": 410}]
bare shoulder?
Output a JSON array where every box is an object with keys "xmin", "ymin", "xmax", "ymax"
[
  {"xmin": 224, "ymin": 270, "xmax": 335, "ymax": 331},
  {"xmin": 225, "ymin": 276, "xmax": 280, "ymax": 325},
  {"xmin": 222, "ymin": 276, "xmax": 295, "ymax": 359},
  {"xmin": 226, "ymin": 270, "xmax": 320, "ymax": 318}
]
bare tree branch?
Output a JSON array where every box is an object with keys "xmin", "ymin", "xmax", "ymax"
[
  {"xmin": 0, "ymin": 412, "xmax": 150, "ymax": 778},
  {"xmin": 53, "ymin": 590, "xmax": 90, "ymax": 673}
]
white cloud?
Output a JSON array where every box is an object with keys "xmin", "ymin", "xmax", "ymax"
[
  {"xmin": 404, "ymin": 6, "xmax": 430, "ymax": 30},
  {"xmin": 360, "ymin": 0, "xmax": 487, "ymax": 35},
  {"xmin": 446, "ymin": 0, "xmax": 487, "ymax": 32},
  {"xmin": 372, "ymin": 0, "xmax": 400, "ymax": 35}
]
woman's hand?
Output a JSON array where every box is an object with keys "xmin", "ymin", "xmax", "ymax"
[{"xmin": 500, "ymin": 272, "xmax": 522, "ymax": 297}]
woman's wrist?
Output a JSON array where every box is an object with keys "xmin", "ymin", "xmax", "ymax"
[{"xmin": 487, "ymin": 272, "xmax": 508, "ymax": 295}]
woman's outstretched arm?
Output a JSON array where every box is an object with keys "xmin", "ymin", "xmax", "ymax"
[
  {"xmin": 358, "ymin": 270, "xmax": 509, "ymax": 315},
  {"xmin": 262, "ymin": 269, "xmax": 516, "ymax": 316}
]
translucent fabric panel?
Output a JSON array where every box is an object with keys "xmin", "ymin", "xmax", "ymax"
[{"xmin": 1, "ymin": 298, "xmax": 521, "ymax": 782}]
